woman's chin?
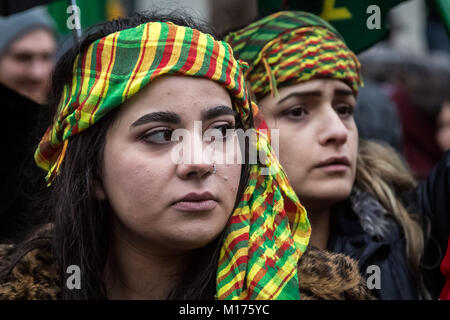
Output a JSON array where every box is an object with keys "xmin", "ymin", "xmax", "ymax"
[
  {"xmin": 155, "ymin": 227, "xmax": 223, "ymax": 251},
  {"xmin": 161, "ymin": 236, "xmax": 219, "ymax": 251},
  {"xmin": 297, "ymin": 180, "xmax": 353, "ymax": 208}
]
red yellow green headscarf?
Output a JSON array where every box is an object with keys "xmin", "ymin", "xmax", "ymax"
[
  {"xmin": 34, "ymin": 20, "xmax": 310, "ymax": 299},
  {"xmin": 225, "ymin": 11, "xmax": 363, "ymax": 101}
]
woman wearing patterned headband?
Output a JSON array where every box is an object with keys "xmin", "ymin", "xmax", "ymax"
[
  {"xmin": 226, "ymin": 11, "xmax": 450, "ymax": 300},
  {"xmin": 0, "ymin": 12, "xmax": 372, "ymax": 300}
]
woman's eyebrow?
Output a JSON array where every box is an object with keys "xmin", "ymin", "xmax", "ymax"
[
  {"xmin": 277, "ymin": 91, "xmax": 322, "ymax": 104},
  {"xmin": 201, "ymin": 105, "xmax": 237, "ymax": 121},
  {"xmin": 334, "ymin": 88, "xmax": 354, "ymax": 96},
  {"xmin": 277, "ymin": 88, "xmax": 354, "ymax": 105},
  {"xmin": 131, "ymin": 111, "xmax": 181, "ymax": 127}
]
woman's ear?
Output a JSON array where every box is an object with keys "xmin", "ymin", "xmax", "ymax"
[{"xmin": 94, "ymin": 178, "xmax": 106, "ymax": 200}]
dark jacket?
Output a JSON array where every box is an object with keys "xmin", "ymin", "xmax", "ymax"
[
  {"xmin": 328, "ymin": 188, "xmax": 418, "ymax": 299},
  {"xmin": 328, "ymin": 151, "xmax": 450, "ymax": 299},
  {"xmin": 0, "ymin": 224, "xmax": 374, "ymax": 300},
  {"xmin": 0, "ymin": 83, "xmax": 50, "ymax": 243},
  {"xmin": 412, "ymin": 150, "xmax": 450, "ymax": 298}
]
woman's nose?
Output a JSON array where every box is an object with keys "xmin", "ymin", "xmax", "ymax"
[
  {"xmin": 317, "ymin": 108, "xmax": 348, "ymax": 146},
  {"xmin": 177, "ymin": 161, "xmax": 215, "ymax": 179},
  {"xmin": 175, "ymin": 132, "xmax": 215, "ymax": 179}
]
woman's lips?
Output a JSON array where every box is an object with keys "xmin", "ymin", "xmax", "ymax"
[
  {"xmin": 314, "ymin": 156, "xmax": 350, "ymax": 173},
  {"xmin": 316, "ymin": 163, "xmax": 349, "ymax": 173},
  {"xmin": 172, "ymin": 192, "xmax": 218, "ymax": 212},
  {"xmin": 172, "ymin": 199, "xmax": 218, "ymax": 211}
]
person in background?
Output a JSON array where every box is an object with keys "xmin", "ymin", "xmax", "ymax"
[
  {"xmin": 0, "ymin": 7, "xmax": 57, "ymax": 243},
  {"xmin": 359, "ymin": 48, "xmax": 450, "ymax": 179},
  {"xmin": 0, "ymin": 83, "xmax": 49, "ymax": 243},
  {"xmin": 0, "ymin": 6, "xmax": 57, "ymax": 105},
  {"xmin": 436, "ymin": 101, "xmax": 450, "ymax": 152},
  {"xmin": 426, "ymin": 0, "xmax": 450, "ymax": 54},
  {"xmin": 440, "ymin": 237, "xmax": 450, "ymax": 300},
  {"xmin": 434, "ymin": 101, "xmax": 450, "ymax": 301},
  {"xmin": 354, "ymin": 79, "xmax": 403, "ymax": 154}
]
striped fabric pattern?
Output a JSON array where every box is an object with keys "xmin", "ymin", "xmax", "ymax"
[
  {"xmin": 34, "ymin": 21, "xmax": 310, "ymax": 300},
  {"xmin": 225, "ymin": 11, "xmax": 363, "ymax": 100},
  {"xmin": 217, "ymin": 129, "xmax": 310, "ymax": 300}
]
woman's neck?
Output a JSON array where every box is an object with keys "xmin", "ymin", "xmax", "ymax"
[
  {"xmin": 104, "ymin": 226, "xmax": 189, "ymax": 300},
  {"xmin": 303, "ymin": 202, "xmax": 331, "ymax": 250}
]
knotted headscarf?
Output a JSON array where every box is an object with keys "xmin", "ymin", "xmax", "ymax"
[
  {"xmin": 34, "ymin": 20, "xmax": 310, "ymax": 299},
  {"xmin": 225, "ymin": 11, "xmax": 363, "ymax": 101}
]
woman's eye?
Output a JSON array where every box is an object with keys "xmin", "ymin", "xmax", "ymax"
[
  {"xmin": 141, "ymin": 128, "xmax": 173, "ymax": 144},
  {"xmin": 336, "ymin": 105, "xmax": 354, "ymax": 118},
  {"xmin": 216, "ymin": 124, "xmax": 236, "ymax": 138},
  {"xmin": 207, "ymin": 123, "xmax": 236, "ymax": 140},
  {"xmin": 283, "ymin": 106, "xmax": 307, "ymax": 120}
]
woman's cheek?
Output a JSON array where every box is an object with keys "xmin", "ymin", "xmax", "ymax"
[
  {"xmin": 219, "ymin": 163, "xmax": 241, "ymax": 211},
  {"xmin": 103, "ymin": 146, "xmax": 167, "ymax": 218}
]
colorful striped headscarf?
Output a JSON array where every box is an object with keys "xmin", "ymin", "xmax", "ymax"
[
  {"xmin": 225, "ymin": 11, "xmax": 363, "ymax": 101},
  {"xmin": 34, "ymin": 20, "xmax": 310, "ymax": 299}
]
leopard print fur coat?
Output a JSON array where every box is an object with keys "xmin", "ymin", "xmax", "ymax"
[{"xmin": 0, "ymin": 224, "xmax": 374, "ymax": 300}]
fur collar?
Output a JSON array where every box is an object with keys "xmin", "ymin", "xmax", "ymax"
[
  {"xmin": 349, "ymin": 187, "xmax": 395, "ymax": 240},
  {"xmin": 0, "ymin": 225, "xmax": 373, "ymax": 300},
  {"xmin": 299, "ymin": 246, "xmax": 374, "ymax": 300},
  {"xmin": 0, "ymin": 224, "xmax": 58, "ymax": 299}
]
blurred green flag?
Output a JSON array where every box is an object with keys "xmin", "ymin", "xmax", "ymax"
[
  {"xmin": 258, "ymin": 0, "xmax": 407, "ymax": 53},
  {"xmin": 435, "ymin": 0, "xmax": 450, "ymax": 35},
  {"xmin": 46, "ymin": 0, "xmax": 125, "ymax": 35}
]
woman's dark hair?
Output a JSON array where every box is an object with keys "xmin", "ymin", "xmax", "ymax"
[{"xmin": 44, "ymin": 11, "xmax": 252, "ymax": 299}]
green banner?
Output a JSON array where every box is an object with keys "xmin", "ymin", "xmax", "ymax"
[
  {"xmin": 46, "ymin": 0, "xmax": 125, "ymax": 36},
  {"xmin": 258, "ymin": 0, "xmax": 407, "ymax": 53},
  {"xmin": 435, "ymin": 0, "xmax": 450, "ymax": 35}
]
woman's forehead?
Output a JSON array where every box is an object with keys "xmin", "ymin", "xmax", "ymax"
[
  {"xmin": 279, "ymin": 78, "xmax": 353, "ymax": 95},
  {"xmin": 118, "ymin": 76, "xmax": 233, "ymax": 116},
  {"xmin": 134, "ymin": 76, "xmax": 231, "ymax": 102}
]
